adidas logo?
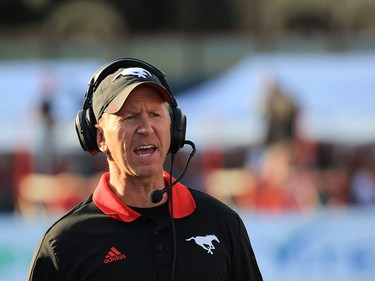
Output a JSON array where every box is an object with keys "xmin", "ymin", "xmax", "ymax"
[{"xmin": 103, "ymin": 247, "xmax": 126, "ymax": 264}]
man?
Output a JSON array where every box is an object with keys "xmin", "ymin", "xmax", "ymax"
[{"xmin": 27, "ymin": 58, "xmax": 263, "ymax": 280}]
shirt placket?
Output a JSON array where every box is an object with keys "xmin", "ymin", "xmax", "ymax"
[{"xmin": 151, "ymin": 215, "xmax": 174, "ymax": 281}]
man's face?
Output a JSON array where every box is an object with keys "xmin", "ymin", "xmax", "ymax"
[{"xmin": 96, "ymin": 85, "xmax": 171, "ymax": 178}]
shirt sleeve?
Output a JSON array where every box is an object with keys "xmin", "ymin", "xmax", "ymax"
[
  {"xmin": 27, "ymin": 236, "xmax": 65, "ymax": 281},
  {"xmin": 231, "ymin": 214, "xmax": 263, "ymax": 281}
]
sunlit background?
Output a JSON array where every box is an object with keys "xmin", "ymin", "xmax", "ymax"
[{"xmin": 1, "ymin": 0, "xmax": 375, "ymax": 280}]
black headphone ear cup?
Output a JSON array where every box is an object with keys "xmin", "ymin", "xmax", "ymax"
[
  {"xmin": 75, "ymin": 108, "xmax": 99, "ymax": 155},
  {"xmin": 169, "ymin": 106, "xmax": 186, "ymax": 154}
]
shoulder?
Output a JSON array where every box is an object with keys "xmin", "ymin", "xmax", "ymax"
[
  {"xmin": 41, "ymin": 196, "xmax": 99, "ymax": 242},
  {"xmin": 188, "ymin": 188, "xmax": 241, "ymax": 220},
  {"xmin": 189, "ymin": 188, "xmax": 232, "ymax": 208},
  {"xmin": 184, "ymin": 188, "xmax": 250, "ymax": 246}
]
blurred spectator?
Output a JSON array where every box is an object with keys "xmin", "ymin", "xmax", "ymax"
[
  {"xmin": 205, "ymin": 168, "xmax": 256, "ymax": 208},
  {"xmin": 288, "ymin": 166, "xmax": 322, "ymax": 211},
  {"xmin": 318, "ymin": 166, "xmax": 350, "ymax": 207},
  {"xmin": 350, "ymin": 168, "xmax": 375, "ymax": 206},
  {"xmin": 350, "ymin": 149, "xmax": 375, "ymax": 206},
  {"xmin": 262, "ymin": 77, "xmax": 299, "ymax": 146},
  {"xmin": 0, "ymin": 154, "xmax": 16, "ymax": 212},
  {"xmin": 35, "ymin": 69, "xmax": 57, "ymax": 174},
  {"xmin": 250, "ymin": 141, "xmax": 299, "ymax": 213},
  {"xmin": 17, "ymin": 173, "xmax": 99, "ymax": 217}
]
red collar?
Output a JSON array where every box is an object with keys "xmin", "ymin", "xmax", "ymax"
[{"xmin": 93, "ymin": 172, "xmax": 196, "ymax": 222}]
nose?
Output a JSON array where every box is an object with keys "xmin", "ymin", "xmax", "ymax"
[{"xmin": 137, "ymin": 115, "xmax": 154, "ymax": 135}]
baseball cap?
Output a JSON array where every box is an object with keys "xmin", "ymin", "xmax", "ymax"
[{"xmin": 92, "ymin": 67, "xmax": 172, "ymax": 120}]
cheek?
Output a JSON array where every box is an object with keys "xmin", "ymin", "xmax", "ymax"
[
  {"xmin": 155, "ymin": 120, "xmax": 171, "ymax": 153},
  {"xmin": 164, "ymin": 123, "xmax": 172, "ymax": 151},
  {"xmin": 165, "ymin": 130, "xmax": 172, "ymax": 149},
  {"xmin": 164, "ymin": 117, "xmax": 172, "ymax": 142},
  {"xmin": 104, "ymin": 125, "xmax": 128, "ymax": 148}
]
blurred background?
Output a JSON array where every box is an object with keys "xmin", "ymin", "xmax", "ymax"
[{"xmin": 1, "ymin": 0, "xmax": 375, "ymax": 280}]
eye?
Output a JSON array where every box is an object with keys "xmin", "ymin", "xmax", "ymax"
[
  {"xmin": 124, "ymin": 114, "xmax": 137, "ymax": 121},
  {"xmin": 151, "ymin": 112, "xmax": 161, "ymax": 117}
]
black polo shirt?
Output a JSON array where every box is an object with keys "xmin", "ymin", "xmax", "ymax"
[{"xmin": 27, "ymin": 172, "xmax": 263, "ymax": 281}]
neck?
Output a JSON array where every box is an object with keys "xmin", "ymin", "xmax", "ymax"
[{"xmin": 108, "ymin": 171, "xmax": 168, "ymax": 208}]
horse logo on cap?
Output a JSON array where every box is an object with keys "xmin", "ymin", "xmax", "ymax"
[{"xmin": 112, "ymin": 67, "xmax": 152, "ymax": 81}]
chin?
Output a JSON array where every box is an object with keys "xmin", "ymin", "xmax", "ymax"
[{"xmin": 134, "ymin": 166, "xmax": 163, "ymax": 178}]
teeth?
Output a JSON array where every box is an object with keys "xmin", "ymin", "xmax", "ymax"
[
  {"xmin": 136, "ymin": 145, "xmax": 155, "ymax": 157},
  {"xmin": 137, "ymin": 145, "xmax": 154, "ymax": 150},
  {"xmin": 139, "ymin": 153, "xmax": 151, "ymax": 157}
]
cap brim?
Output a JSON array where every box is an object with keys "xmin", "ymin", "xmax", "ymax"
[{"xmin": 103, "ymin": 82, "xmax": 171, "ymax": 114}]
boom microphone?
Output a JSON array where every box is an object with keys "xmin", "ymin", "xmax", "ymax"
[{"xmin": 149, "ymin": 140, "xmax": 196, "ymax": 204}]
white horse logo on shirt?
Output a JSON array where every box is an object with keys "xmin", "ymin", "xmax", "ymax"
[{"xmin": 186, "ymin": 234, "xmax": 220, "ymax": 255}]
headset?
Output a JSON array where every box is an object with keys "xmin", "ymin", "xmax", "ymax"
[{"xmin": 75, "ymin": 57, "xmax": 187, "ymax": 156}]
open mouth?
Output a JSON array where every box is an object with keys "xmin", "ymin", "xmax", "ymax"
[{"xmin": 135, "ymin": 145, "xmax": 156, "ymax": 157}]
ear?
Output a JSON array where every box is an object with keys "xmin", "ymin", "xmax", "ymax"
[{"xmin": 95, "ymin": 124, "xmax": 108, "ymax": 153}]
